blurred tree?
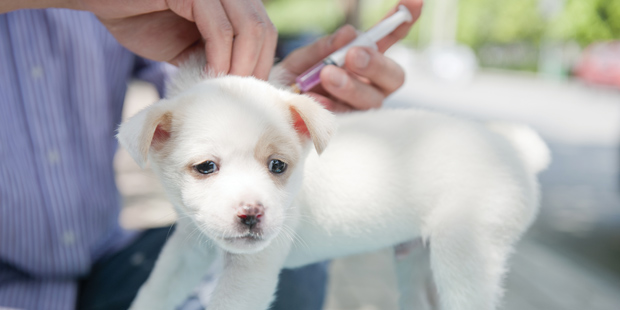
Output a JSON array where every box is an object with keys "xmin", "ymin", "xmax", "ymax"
[
  {"xmin": 549, "ymin": 0, "xmax": 620, "ymax": 46},
  {"xmin": 265, "ymin": 0, "xmax": 620, "ymax": 59},
  {"xmin": 456, "ymin": 0, "xmax": 546, "ymax": 49},
  {"xmin": 264, "ymin": 0, "xmax": 345, "ymax": 35}
]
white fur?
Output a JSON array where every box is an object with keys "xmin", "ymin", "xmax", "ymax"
[{"xmin": 117, "ymin": 60, "xmax": 550, "ymax": 310}]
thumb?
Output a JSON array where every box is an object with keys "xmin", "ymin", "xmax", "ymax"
[{"xmin": 280, "ymin": 25, "xmax": 357, "ymax": 75}]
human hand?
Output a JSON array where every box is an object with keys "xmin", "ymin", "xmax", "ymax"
[
  {"xmin": 278, "ymin": 0, "xmax": 423, "ymax": 112},
  {"xmin": 78, "ymin": 0, "xmax": 277, "ymax": 79}
]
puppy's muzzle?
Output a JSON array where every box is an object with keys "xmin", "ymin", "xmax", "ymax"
[{"xmin": 237, "ymin": 202, "xmax": 264, "ymax": 229}]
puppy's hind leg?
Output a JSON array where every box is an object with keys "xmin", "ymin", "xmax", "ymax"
[
  {"xmin": 394, "ymin": 240, "xmax": 435, "ymax": 310},
  {"xmin": 427, "ymin": 214, "xmax": 513, "ymax": 310}
]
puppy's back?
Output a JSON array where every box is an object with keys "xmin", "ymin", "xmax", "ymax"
[{"xmin": 285, "ymin": 108, "xmax": 543, "ymax": 267}]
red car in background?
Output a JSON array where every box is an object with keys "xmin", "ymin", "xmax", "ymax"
[{"xmin": 574, "ymin": 41, "xmax": 620, "ymax": 89}]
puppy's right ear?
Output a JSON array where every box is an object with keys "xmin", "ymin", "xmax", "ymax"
[
  {"xmin": 117, "ymin": 101, "xmax": 173, "ymax": 168},
  {"xmin": 286, "ymin": 94, "xmax": 337, "ymax": 155}
]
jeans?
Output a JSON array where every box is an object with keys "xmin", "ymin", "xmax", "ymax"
[{"xmin": 77, "ymin": 227, "xmax": 328, "ymax": 310}]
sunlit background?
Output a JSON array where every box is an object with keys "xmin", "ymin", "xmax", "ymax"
[{"xmin": 115, "ymin": 0, "xmax": 620, "ymax": 309}]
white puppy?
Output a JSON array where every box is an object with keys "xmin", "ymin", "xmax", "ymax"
[{"xmin": 117, "ymin": 58, "xmax": 550, "ymax": 310}]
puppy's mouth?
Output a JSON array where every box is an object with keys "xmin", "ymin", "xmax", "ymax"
[
  {"xmin": 224, "ymin": 232, "xmax": 263, "ymax": 242},
  {"xmin": 215, "ymin": 227, "xmax": 281, "ymax": 254}
]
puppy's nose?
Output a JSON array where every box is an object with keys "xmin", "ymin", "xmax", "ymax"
[{"xmin": 237, "ymin": 202, "xmax": 264, "ymax": 228}]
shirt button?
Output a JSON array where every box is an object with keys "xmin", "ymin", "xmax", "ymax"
[
  {"xmin": 31, "ymin": 66, "xmax": 44, "ymax": 79},
  {"xmin": 47, "ymin": 150, "xmax": 60, "ymax": 164},
  {"xmin": 62, "ymin": 231, "xmax": 76, "ymax": 246}
]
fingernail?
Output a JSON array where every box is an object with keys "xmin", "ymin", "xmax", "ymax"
[
  {"xmin": 327, "ymin": 67, "xmax": 347, "ymax": 88},
  {"xmin": 352, "ymin": 48, "xmax": 370, "ymax": 69}
]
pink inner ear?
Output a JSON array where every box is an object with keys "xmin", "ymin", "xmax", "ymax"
[
  {"xmin": 151, "ymin": 124, "xmax": 171, "ymax": 150},
  {"xmin": 290, "ymin": 107, "xmax": 310, "ymax": 138}
]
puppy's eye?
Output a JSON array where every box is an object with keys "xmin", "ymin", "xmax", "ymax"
[
  {"xmin": 194, "ymin": 161, "xmax": 218, "ymax": 175},
  {"xmin": 269, "ymin": 159, "xmax": 287, "ymax": 174}
]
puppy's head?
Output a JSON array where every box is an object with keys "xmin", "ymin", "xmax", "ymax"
[{"xmin": 118, "ymin": 75, "xmax": 335, "ymax": 253}]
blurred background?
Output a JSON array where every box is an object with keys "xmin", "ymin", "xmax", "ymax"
[{"xmin": 115, "ymin": 0, "xmax": 620, "ymax": 309}]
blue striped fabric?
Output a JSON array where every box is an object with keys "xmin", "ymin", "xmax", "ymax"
[{"xmin": 0, "ymin": 9, "xmax": 173, "ymax": 309}]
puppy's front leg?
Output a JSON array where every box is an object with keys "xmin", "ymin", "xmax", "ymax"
[
  {"xmin": 130, "ymin": 222, "xmax": 218, "ymax": 310},
  {"xmin": 207, "ymin": 237, "xmax": 291, "ymax": 310}
]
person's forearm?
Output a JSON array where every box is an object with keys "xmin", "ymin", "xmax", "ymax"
[{"xmin": 0, "ymin": 0, "xmax": 78, "ymax": 14}]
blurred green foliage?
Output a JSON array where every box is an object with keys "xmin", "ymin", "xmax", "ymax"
[
  {"xmin": 265, "ymin": 0, "xmax": 345, "ymax": 35},
  {"xmin": 265, "ymin": 0, "xmax": 620, "ymax": 48},
  {"xmin": 456, "ymin": 0, "xmax": 620, "ymax": 48},
  {"xmin": 265, "ymin": 0, "xmax": 420, "ymax": 44},
  {"xmin": 549, "ymin": 0, "xmax": 620, "ymax": 46},
  {"xmin": 456, "ymin": 0, "xmax": 546, "ymax": 49}
]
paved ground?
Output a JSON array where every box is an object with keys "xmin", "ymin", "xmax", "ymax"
[{"xmin": 115, "ymin": 48, "xmax": 620, "ymax": 309}]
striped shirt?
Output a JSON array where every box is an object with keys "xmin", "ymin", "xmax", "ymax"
[{"xmin": 0, "ymin": 9, "xmax": 173, "ymax": 309}]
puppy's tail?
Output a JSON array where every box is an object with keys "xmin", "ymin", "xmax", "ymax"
[{"xmin": 487, "ymin": 122, "xmax": 551, "ymax": 174}]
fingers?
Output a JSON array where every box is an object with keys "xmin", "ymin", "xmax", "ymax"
[
  {"xmin": 316, "ymin": 47, "xmax": 405, "ymax": 111},
  {"xmin": 311, "ymin": 1, "xmax": 415, "ymax": 111},
  {"xmin": 375, "ymin": 0, "xmax": 424, "ymax": 52},
  {"xmin": 319, "ymin": 65, "xmax": 386, "ymax": 110},
  {"xmin": 280, "ymin": 1, "xmax": 417, "ymax": 112},
  {"xmin": 221, "ymin": 0, "xmax": 277, "ymax": 79},
  {"xmin": 279, "ymin": 25, "xmax": 357, "ymax": 75},
  {"xmin": 192, "ymin": 0, "xmax": 234, "ymax": 74},
  {"xmin": 344, "ymin": 46, "xmax": 405, "ymax": 95},
  {"xmin": 191, "ymin": 0, "xmax": 276, "ymax": 78},
  {"xmin": 250, "ymin": 3, "xmax": 278, "ymax": 80}
]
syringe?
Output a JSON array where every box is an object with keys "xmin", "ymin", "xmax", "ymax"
[{"xmin": 291, "ymin": 5, "xmax": 413, "ymax": 93}]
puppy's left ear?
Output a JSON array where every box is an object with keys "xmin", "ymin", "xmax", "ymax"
[
  {"xmin": 287, "ymin": 94, "xmax": 337, "ymax": 155},
  {"xmin": 117, "ymin": 100, "xmax": 173, "ymax": 168}
]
